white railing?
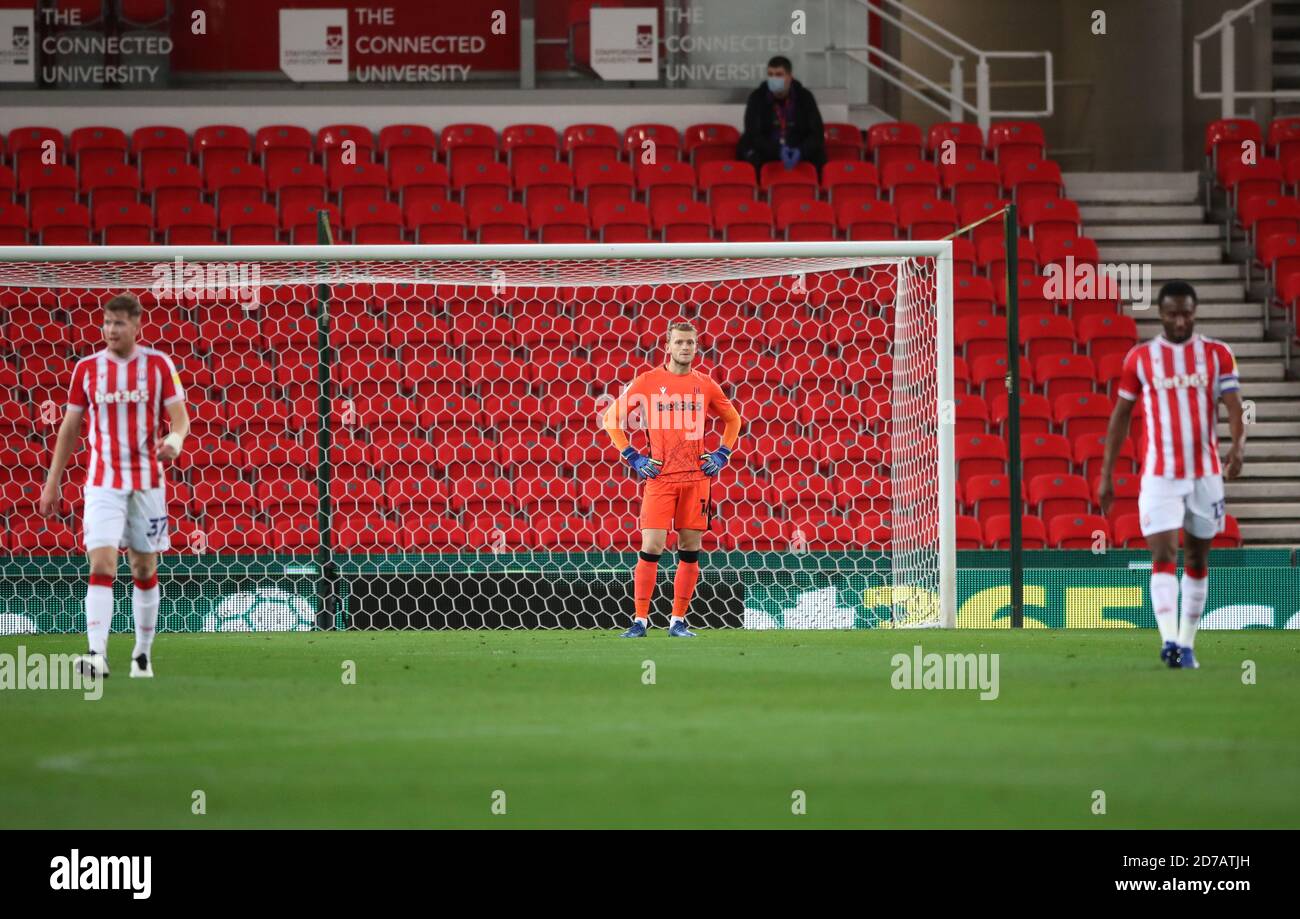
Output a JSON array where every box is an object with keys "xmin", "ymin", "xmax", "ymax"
[
  {"xmin": 807, "ymin": 0, "xmax": 1053, "ymax": 133},
  {"xmin": 1194, "ymin": 0, "xmax": 1300, "ymax": 117}
]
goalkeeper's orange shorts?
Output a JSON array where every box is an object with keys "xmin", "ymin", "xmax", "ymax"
[{"xmin": 640, "ymin": 476, "xmax": 711, "ymax": 532}]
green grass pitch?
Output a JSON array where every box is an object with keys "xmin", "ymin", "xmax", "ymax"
[{"xmin": 2, "ymin": 629, "xmax": 1297, "ymax": 829}]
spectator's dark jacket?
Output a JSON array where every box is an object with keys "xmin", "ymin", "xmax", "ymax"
[{"xmin": 737, "ymin": 77, "xmax": 826, "ymax": 164}]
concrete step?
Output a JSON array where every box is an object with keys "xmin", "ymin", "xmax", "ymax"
[
  {"xmin": 1122, "ymin": 302, "xmax": 1263, "ymax": 319},
  {"xmin": 1229, "ymin": 503, "xmax": 1300, "ymax": 520},
  {"xmin": 1133, "ymin": 319, "xmax": 1263, "ymax": 339},
  {"xmin": 1088, "ymin": 224, "xmax": 1220, "ymax": 241},
  {"xmin": 1235, "ymin": 381, "xmax": 1300, "ymax": 398},
  {"xmin": 1079, "ymin": 204, "xmax": 1205, "ymax": 223},
  {"xmin": 1097, "ymin": 243, "xmax": 1225, "ymax": 262},
  {"xmin": 1223, "ymin": 439, "xmax": 1300, "ymax": 460},
  {"xmin": 1239, "ymin": 522, "xmax": 1300, "ymax": 541},
  {"xmin": 1226, "ymin": 481, "xmax": 1300, "ymax": 499},
  {"xmin": 1064, "ymin": 172, "xmax": 1199, "ymax": 204},
  {"xmin": 1217, "ymin": 393, "xmax": 1293, "ymax": 415},
  {"xmin": 1218, "ymin": 422, "xmax": 1300, "ymax": 439},
  {"xmin": 1179, "ymin": 281, "xmax": 1245, "ymax": 300},
  {"xmin": 1230, "ymin": 461, "xmax": 1300, "ymax": 477},
  {"xmin": 1228, "ymin": 342, "xmax": 1287, "ymax": 359},
  {"xmin": 1148, "ymin": 263, "xmax": 1243, "ymax": 280}
]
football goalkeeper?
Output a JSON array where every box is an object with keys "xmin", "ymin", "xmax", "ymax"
[{"xmin": 602, "ymin": 321, "xmax": 743, "ymax": 637}]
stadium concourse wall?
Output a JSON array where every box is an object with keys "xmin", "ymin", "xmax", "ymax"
[{"xmin": 0, "ymin": 550, "xmax": 1296, "ymax": 633}]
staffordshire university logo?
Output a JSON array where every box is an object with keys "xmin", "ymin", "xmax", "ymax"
[{"xmin": 50, "ymin": 850, "xmax": 151, "ymax": 899}]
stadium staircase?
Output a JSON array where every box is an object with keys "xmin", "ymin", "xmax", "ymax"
[{"xmin": 1067, "ymin": 170, "xmax": 1300, "ymax": 544}]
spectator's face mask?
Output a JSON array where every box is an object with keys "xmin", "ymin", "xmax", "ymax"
[{"xmin": 767, "ymin": 74, "xmax": 788, "ymax": 94}]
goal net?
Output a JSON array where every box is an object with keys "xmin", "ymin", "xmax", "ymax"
[{"xmin": 0, "ymin": 242, "xmax": 955, "ymax": 632}]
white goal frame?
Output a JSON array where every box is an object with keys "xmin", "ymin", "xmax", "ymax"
[{"xmin": 0, "ymin": 240, "xmax": 956, "ymax": 629}]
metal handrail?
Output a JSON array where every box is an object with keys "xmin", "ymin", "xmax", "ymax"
[
  {"xmin": 1193, "ymin": 0, "xmax": 1300, "ymax": 115},
  {"xmin": 809, "ymin": 0, "xmax": 1053, "ymax": 133}
]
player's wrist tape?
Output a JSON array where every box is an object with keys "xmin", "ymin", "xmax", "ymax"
[{"xmin": 163, "ymin": 433, "xmax": 184, "ymax": 454}]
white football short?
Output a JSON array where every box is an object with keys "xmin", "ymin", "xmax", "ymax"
[
  {"xmin": 84, "ymin": 485, "xmax": 171, "ymax": 553},
  {"xmin": 1138, "ymin": 474, "xmax": 1225, "ymax": 539}
]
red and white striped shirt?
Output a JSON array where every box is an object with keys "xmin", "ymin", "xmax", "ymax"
[
  {"xmin": 66, "ymin": 346, "xmax": 185, "ymax": 490},
  {"xmin": 1116, "ymin": 334, "xmax": 1239, "ymax": 479}
]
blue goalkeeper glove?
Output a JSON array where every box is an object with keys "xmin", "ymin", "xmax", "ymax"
[
  {"xmin": 699, "ymin": 445, "xmax": 732, "ymax": 477},
  {"xmin": 622, "ymin": 446, "xmax": 661, "ymax": 479}
]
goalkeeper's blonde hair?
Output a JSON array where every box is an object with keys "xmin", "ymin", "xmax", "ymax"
[{"xmin": 665, "ymin": 320, "xmax": 697, "ymax": 339}]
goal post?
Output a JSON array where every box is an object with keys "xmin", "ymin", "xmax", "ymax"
[{"xmin": 0, "ymin": 241, "xmax": 955, "ymax": 631}]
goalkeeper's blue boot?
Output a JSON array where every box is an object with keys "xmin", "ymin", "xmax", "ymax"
[
  {"xmin": 1161, "ymin": 640, "xmax": 1180, "ymax": 667},
  {"xmin": 1177, "ymin": 646, "xmax": 1199, "ymax": 669},
  {"xmin": 620, "ymin": 618, "xmax": 648, "ymax": 638},
  {"xmin": 668, "ymin": 618, "xmax": 696, "ymax": 638}
]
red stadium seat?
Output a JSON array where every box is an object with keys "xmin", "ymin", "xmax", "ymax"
[
  {"xmin": 683, "ymin": 123, "xmax": 740, "ymax": 169},
  {"xmin": 468, "ymin": 200, "xmax": 528, "ymax": 243},
  {"xmin": 702, "ymin": 163, "xmax": 759, "ymax": 210},
  {"xmin": 959, "ymin": 197, "xmax": 1010, "ymax": 246},
  {"xmin": 131, "ymin": 125, "xmax": 189, "ymax": 176},
  {"xmin": 206, "ymin": 161, "xmax": 266, "ymax": 211},
  {"xmin": 1111, "ymin": 513, "xmax": 1143, "ymax": 548},
  {"xmin": 955, "ymin": 433, "xmax": 1007, "ymax": 478},
  {"xmin": 575, "ymin": 159, "xmax": 635, "ymax": 212},
  {"xmin": 1074, "ymin": 432, "xmax": 1136, "ymax": 482},
  {"xmin": 317, "ymin": 124, "xmax": 375, "ymax": 172},
  {"xmin": 776, "ymin": 199, "xmax": 835, "ymax": 240},
  {"xmin": 32, "ymin": 202, "xmax": 91, "ymax": 245},
  {"xmin": 531, "ymin": 200, "xmax": 590, "ymax": 242},
  {"xmin": 1022, "ymin": 434, "xmax": 1073, "ymax": 481},
  {"xmin": 94, "ymin": 201, "xmax": 153, "ymax": 244},
  {"xmin": 990, "ymin": 391, "xmax": 1052, "ymax": 437},
  {"xmin": 515, "ymin": 160, "xmax": 575, "ymax": 211},
  {"xmin": 984, "ymin": 515, "xmax": 1047, "ymax": 549},
  {"xmin": 1036, "ymin": 353, "xmax": 1096, "ymax": 401},
  {"xmin": 1221, "ymin": 157, "xmax": 1283, "ymax": 210},
  {"xmin": 1049, "ymin": 514, "xmax": 1110, "ymax": 549},
  {"xmin": 713, "ymin": 199, "xmax": 773, "ymax": 241},
  {"xmin": 1241, "ymin": 196, "xmax": 1300, "ymax": 259},
  {"xmin": 80, "ymin": 161, "xmax": 140, "ymax": 211},
  {"xmin": 1268, "ymin": 116, "xmax": 1300, "ymax": 163},
  {"xmin": 821, "ymin": 160, "xmax": 879, "ymax": 208},
  {"xmin": 330, "ymin": 161, "xmax": 389, "ymax": 210},
  {"xmin": 1076, "ymin": 314, "xmax": 1138, "ymax": 364},
  {"xmin": 21, "ymin": 164, "xmax": 77, "ymax": 210},
  {"xmin": 563, "ymin": 123, "xmax": 620, "ymax": 172},
  {"xmin": 979, "ymin": 235, "xmax": 1039, "ymax": 279},
  {"xmin": 926, "ymin": 122, "xmax": 984, "ymax": 163},
  {"xmin": 942, "ymin": 159, "xmax": 1001, "ymax": 211},
  {"xmin": 823, "ymin": 122, "xmax": 865, "ymax": 161},
  {"xmin": 754, "ymin": 161, "xmax": 813, "ymax": 208},
  {"xmin": 390, "ymin": 160, "xmax": 450, "ymax": 211},
  {"xmin": 867, "ymin": 122, "xmax": 923, "ymax": 170},
  {"xmin": 1029, "ymin": 470, "xmax": 1092, "ymax": 522},
  {"xmin": 1020, "ymin": 197, "xmax": 1081, "ymax": 252},
  {"xmin": 220, "ymin": 201, "xmax": 279, "ymax": 244},
  {"xmin": 156, "ymin": 200, "xmax": 216, "ymax": 244},
  {"xmin": 143, "ymin": 162, "xmax": 202, "ymax": 212},
  {"xmin": 971, "ymin": 354, "xmax": 1032, "ymax": 402},
  {"xmin": 638, "ymin": 160, "xmax": 696, "ymax": 210},
  {"xmin": 988, "ymin": 121, "xmax": 1046, "ymax": 167},
  {"xmin": 8, "ymin": 127, "xmax": 65, "ymax": 178},
  {"xmin": 69, "ymin": 126, "xmax": 128, "ymax": 175},
  {"xmin": 1040, "ymin": 235, "xmax": 1100, "ymax": 270},
  {"xmin": 267, "ymin": 161, "xmax": 327, "ymax": 214},
  {"xmin": 1002, "ymin": 158, "xmax": 1063, "ymax": 210},
  {"xmin": 955, "ymin": 315, "xmax": 1008, "ymax": 364},
  {"xmin": 965, "ymin": 474, "xmax": 1023, "ymax": 523},
  {"xmin": 1019, "ymin": 314, "xmax": 1075, "ymax": 365},
  {"xmin": 951, "ymin": 393, "xmax": 990, "ymax": 435},
  {"xmin": 194, "ymin": 125, "xmax": 251, "ymax": 174},
  {"xmin": 1213, "ymin": 514, "xmax": 1243, "ymax": 548},
  {"xmin": 653, "ymin": 199, "xmax": 711, "ymax": 242},
  {"xmin": 1097, "ymin": 473, "xmax": 1141, "ymax": 522},
  {"xmin": 624, "ymin": 123, "xmax": 681, "ymax": 168},
  {"xmin": 344, "ymin": 200, "xmax": 404, "ymax": 244},
  {"xmin": 441, "ymin": 123, "xmax": 499, "ymax": 174},
  {"xmin": 882, "ymin": 159, "xmax": 941, "ymax": 210},
  {"xmin": 378, "ymin": 124, "xmax": 437, "ymax": 171},
  {"xmin": 503, "ymin": 123, "xmax": 560, "ymax": 179},
  {"xmin": 1054, "ymin": 392, "xmax": 1113, "ymax": 439},
  {"xmin": 591, "ymin": 199, "xmax": 651, "ymax": 242},
  {"xmin": 837, "ymin": 198, "xmax": 897, "ymax": 240},
  {"xmin": 953, "ymin": 275, "xmax": 996, "ymax": 318},
  {"xmin": 254, "ymin": 125, "xmax": 313, "ymax": 172},
  {"xmin": 281, "ymin": 201, "xmax": 339, "ymax": 244},
  {"xmin": 898, "ymin": 197, "xmax": 958, "ymax": 239}
]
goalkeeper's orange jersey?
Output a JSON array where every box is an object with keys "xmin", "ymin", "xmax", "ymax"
[{"xmin": 603, "ymin": 365, "xmax": 743, "ymax": 479}]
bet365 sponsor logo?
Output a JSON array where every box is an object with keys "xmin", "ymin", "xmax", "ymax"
[{"xmin": 49, "ymin": 850, "xmax": 151, "ymax": 899}]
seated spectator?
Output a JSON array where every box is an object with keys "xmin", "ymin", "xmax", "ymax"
[{"xmin": 737, "ymin": 55, "xmax": 827, "ymax": 176}]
